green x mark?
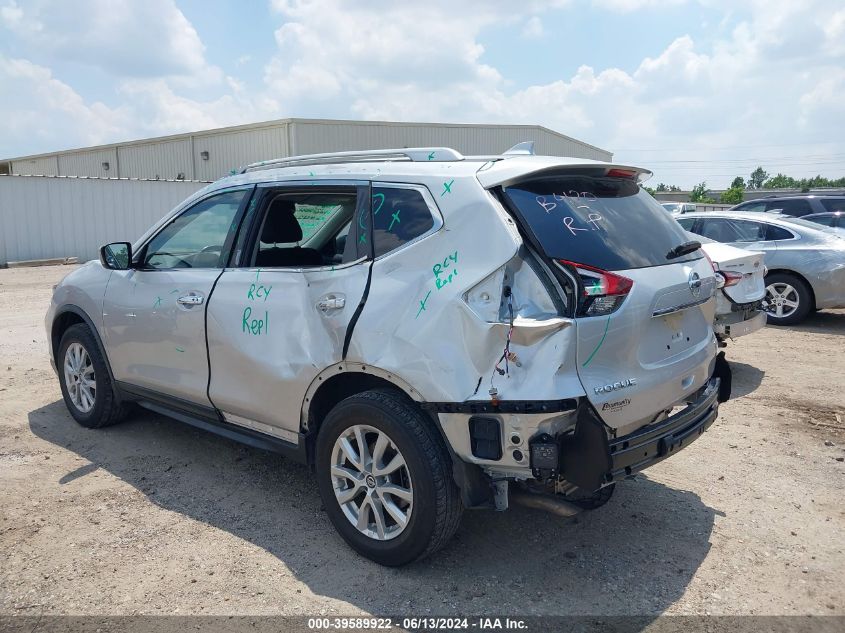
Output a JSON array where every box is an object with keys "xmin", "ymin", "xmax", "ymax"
[
  {"xmin": 441, "ymin": 179, "xmax": 454, "ymax": 196},
  {"xmin": 427, "ymin": 151, "xmax": 435, "ymax": 161},
  {"xmin": 153, "ymin": 296, "xmax": 162, "ymax": 308},
  {"xmin": 359, "ymin": 233, "xmax": 367, "ymax": 244},
  {"xmin": 415, "ymin": 290, "xmax": 432, "ymax": 319},
  {"xmin": 388, "ymin": 209, "xmax": 401, "ymax": 231}
]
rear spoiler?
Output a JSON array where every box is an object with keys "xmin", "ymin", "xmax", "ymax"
[{"xmin": 476, "ymin": 157, "xmax": 653, "ymax": 189}]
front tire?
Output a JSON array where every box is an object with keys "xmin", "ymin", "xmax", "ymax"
[
  {"xmin": 763, "ymin": 273, "xmax": 812, "ymax": 325},
  {"xmin": 315, "ymin": 389, "xmax": 462, "ymax": 566},
  {"xmin": 58, "ymin": 324, "xmax": 128, "ymax": 428}
]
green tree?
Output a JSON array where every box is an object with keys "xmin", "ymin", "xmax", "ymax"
[
  {"xmin": 668, "ymin": 184, "xmax": 682, "ymax": 192},
  {"xmin": 730, "ymin": 176, "xmax": 745, "ymax": 189},
  {"xmin": 655, "ymin": 182, "xmax": 668, "ymax": 192},
  {"xmin": 690, "ymin": 181, "xmax": 716, "ymax": 203},
  {"xmin": 720, "ymin": 186, "xmax": 744, "ymax": 204},
  {"xmin": 763, "ymin": 173, "xmax": 798, "ymax": 189},
  {"xmin": 748, "ymin": 167, "xmax": 769, "ymax": 189},
  {"xmin": 642, "ymin": 185, "xmax": 657, "ymax": 197}
]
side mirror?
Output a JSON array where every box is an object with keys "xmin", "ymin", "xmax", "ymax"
[{"xmin": 100, "ymin": 242, "xmax": 132, "ymax": 270}]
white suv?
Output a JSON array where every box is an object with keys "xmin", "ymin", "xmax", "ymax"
[{"xmin": 46, "ymin": 146, "xmax": 727, "ymax": 566}]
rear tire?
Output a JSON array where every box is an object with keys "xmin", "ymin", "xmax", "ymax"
[
  {"xmin": 763, "ymin": 272, "xmax": 812, "ymax": 325},
  {"xmin": 58, "ymin": 324, "xmax": 129, "ymax": 428},
  {"xmin": 315, "ymin": 389, "xmax": 462, "ymax": 566}
]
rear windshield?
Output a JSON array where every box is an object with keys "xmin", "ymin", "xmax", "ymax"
[{"xmin": 503, "ymin": 176, "xmax": 701, "ymax": 270}]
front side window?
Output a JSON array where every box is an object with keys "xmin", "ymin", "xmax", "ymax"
[
  {"xmin": 370, "ymin": 186, "xmax": 436, "ymax": 258},
  {"xmin": 143, "ymin": 190, "xmax": 247, "ymax": 269}
]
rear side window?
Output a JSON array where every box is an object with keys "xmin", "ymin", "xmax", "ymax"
[
  {"xmin": 676, "ymin": 217, "xmax": 696, "ymax": 230},
  {"xmin": 765, "ymin": 224, "xmax": 795, "ymax": 240},
  {"xmin": 767, "ymin": 199, "xmax": 811, "ymax": 216},
  {"xmin": 503, "ymin": 176, "xmax": 701, "ymax": 270},
  {"xmin": 371, "ymin": 186, "xmax": 435, "ymax": 258},
  {"xmin": 821, "ymin": 199, "xmax": 845, "ymax": 213}
]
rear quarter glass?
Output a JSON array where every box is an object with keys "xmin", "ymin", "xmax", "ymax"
[{"xmin": 503, "ymin": 177, "xmax": 701, "ymax": 271}]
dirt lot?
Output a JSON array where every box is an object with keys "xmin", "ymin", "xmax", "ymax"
[{"xmin": 1, "ymin": 264, "xmax": 843, "ymax": 617}]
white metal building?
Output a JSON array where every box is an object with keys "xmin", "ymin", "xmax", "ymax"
[
  {"xmin": 0, "ymin": 176, "xmax": 205, "ymax": 266},
  {"xmin": 0, "ymin": 118, "xmax": 612, "ymax": 181}
]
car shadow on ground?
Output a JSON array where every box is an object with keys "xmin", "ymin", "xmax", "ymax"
[
  {"xmin": 789, "ymin": 310, "xmax": 845, "ymax": 336},
  {"xmin": 728, "ymin": 361, "xmax": 765, "ymax": 399},
  {"xmin": 29, "ymin": 400, "xmax": 719, "ymax": 616}
]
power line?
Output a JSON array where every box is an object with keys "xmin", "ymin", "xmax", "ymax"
[
  {"xmin": 633, "ymin": 154, "xmax": 845, "ymax": 164},
  {"xmin": 617, "ymin": 140, "xmax": 845, "ymax": 151}
]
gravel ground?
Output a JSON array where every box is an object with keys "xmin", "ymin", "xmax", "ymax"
[{"xmin": 0, "ymin": 264, "xmax": 843, "ymax": 617}]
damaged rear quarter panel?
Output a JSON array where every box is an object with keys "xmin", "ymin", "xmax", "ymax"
[{"xmin": 345, "ymin": 171, "xmax": 585, "ymax": 459}]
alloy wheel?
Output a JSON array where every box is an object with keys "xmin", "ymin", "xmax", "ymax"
[
  {"xmin": 763, "ymin": 282, "xmax": 799, "ymax": 319},
  {"xmin": 330, "ymin": 424, "xmax": 413, "ymax": 541},
  {"xmin": 64, "ymin": 342, "xmax": 96, "ymax": 413}
]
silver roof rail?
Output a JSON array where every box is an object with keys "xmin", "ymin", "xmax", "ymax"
[{"xmin": 241, "ymin": 147, "xmax": 465, "ymax": 173}]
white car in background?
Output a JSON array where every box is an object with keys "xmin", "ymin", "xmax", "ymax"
[
  {"xmin": 697, "ymin": 236, "xmax": 766, "ymax": 340},
  {"xmin": 662, "ymin": 202, "xmax": 696, "ymax": 214}
]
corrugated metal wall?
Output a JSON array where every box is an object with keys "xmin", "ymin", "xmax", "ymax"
[
  {"xmin": 193, "ymin": 125, "xmax": 290, "ymax": 181},
  {"xmin": 118, "ymin": 139, "xmax": 193, "ymax": 180},
  {"xmin": 5, "ymin": 120, "xmax": 610, "ymax": 180},
  {"xmin": 12, "ymin": 155, "xmax": 59, "ymax": 176},
  {"xmin": 57, "ymin": 148, "xmax": 118, "ymax": 178},
  {"xmin": 0, "ymin": 176, "xmax": 205, "ymax": 266},
  {"xmin": 289, "ymin": 121, "xmax": 611, "ymax": 161}
]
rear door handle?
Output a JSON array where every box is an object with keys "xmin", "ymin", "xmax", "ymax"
[{"xmin": 177, "ymin": 294, "xmax": 204, "ymax": 306}]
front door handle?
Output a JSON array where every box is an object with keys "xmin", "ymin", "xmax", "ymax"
[
  {"xmin": 317, "ymin": 296, "xmax": 345, "ymax": 311},
  {"xmin": 177, "ymin": 294, "xmax": 204, "ymax": 306}
]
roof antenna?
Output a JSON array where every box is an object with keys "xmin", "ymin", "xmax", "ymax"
[{"xmin": 503, "ymin": 141, "xmax": 535, "ymax": 156}]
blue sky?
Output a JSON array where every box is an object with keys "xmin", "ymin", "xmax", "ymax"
[{"xmin": 1, "ymin": 0, "xmax": 843, "ymax": 188}]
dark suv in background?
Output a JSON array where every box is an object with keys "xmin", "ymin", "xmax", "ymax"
[{"xmin": 730, "ymin": 194, "xmax": 845, "ymax": 217}]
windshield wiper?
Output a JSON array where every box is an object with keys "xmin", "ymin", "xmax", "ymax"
[{"xmin": 666, "ymin": 240, "xmax": 701, "ymax": 260}]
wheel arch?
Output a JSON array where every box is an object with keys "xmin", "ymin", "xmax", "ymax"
[
  {"xmin": 765, "ymin": 268, "xmax": 817, "ymax": 310},
  {"xmin": 301, "ymin": 362, "xmax": 425, "ymax": 435},
  {"xmin": 301, "ymin": 362, "xmax": 492, "ymax": 508},
  {"xmin": 51, "ymin": 305, "xmax": 117, "ymax": 384}
]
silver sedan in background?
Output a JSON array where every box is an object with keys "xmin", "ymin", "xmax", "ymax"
[{"xmin": 677, "ymin": 212, "xmax": 845, "ymax": 325}]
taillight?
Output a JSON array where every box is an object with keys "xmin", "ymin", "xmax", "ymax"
[
  {"xmin": 702, "ymin": 251, "xmax": 717, "ymax": 273},
  {"xmin": 557, "ymin": 260, "xmax": 633, "ymax": 317},
  {"xmin": 719, "ymin": 271, "xmax": 743, "ymax": 287}
]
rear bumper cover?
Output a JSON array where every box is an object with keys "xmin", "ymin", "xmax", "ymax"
[
  {"xmin": 557, "ymin": 377, "xmax": 721, "ymax": 491},
  {"xmin": 714, "ymin": 308, "xmax": 766, "ymax": 337},
  {"xmin": 607, "ymin": 377, "xmax": 720, "ymax": 482}
]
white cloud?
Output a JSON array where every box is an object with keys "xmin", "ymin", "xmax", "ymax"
[
  {"xmin": 521, "ymin": 16, "xmax": 544, "ymax": 38},
  {"xmin": 594, "ymin": 0, "xmax": 686, "ymax": 12},
  {"xmin": 0, "ymin": 56, "xmax": 129, "ymax": 152},
  {"xmin": 0, "ymin": 0, "xmax": 217, "ymax": 79}
]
